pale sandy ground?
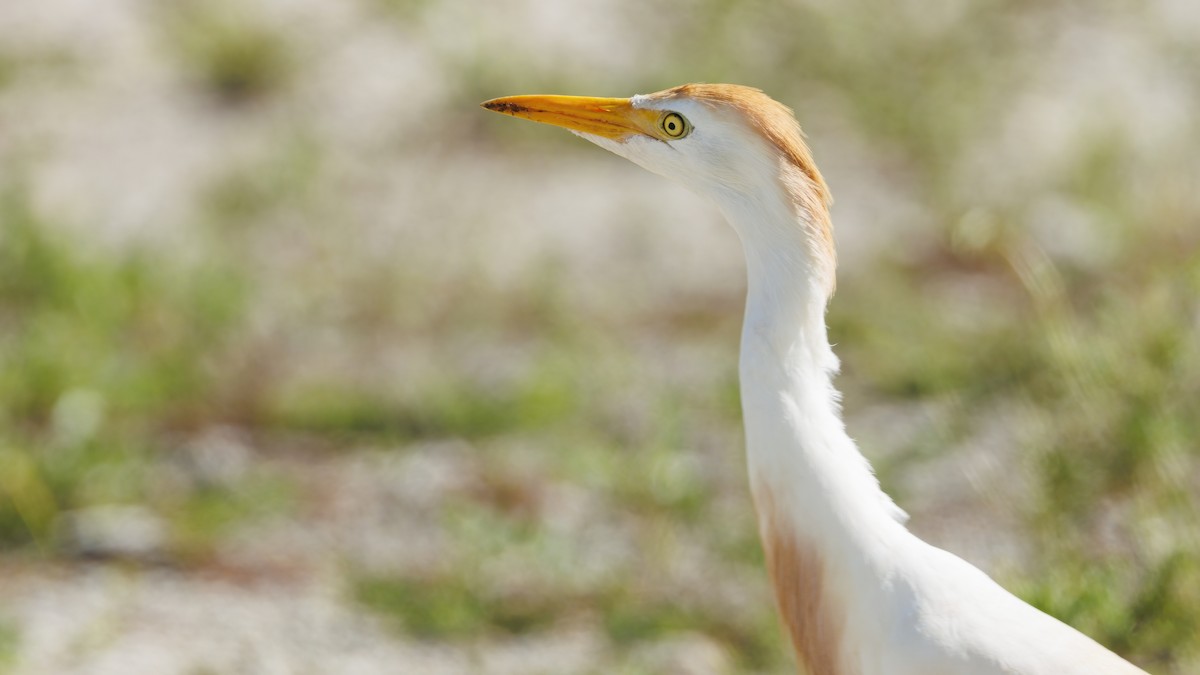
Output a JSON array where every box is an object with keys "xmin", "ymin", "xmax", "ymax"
[{"xmin": 1, "ymin": 0, "xmax": 1197, "ymax": 673}]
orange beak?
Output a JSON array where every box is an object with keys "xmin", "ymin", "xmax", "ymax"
[{"xmin": 481, "ymin": 94, "xmax": 660, "ymax": 141}]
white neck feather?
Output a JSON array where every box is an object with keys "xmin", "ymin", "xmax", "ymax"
[
  {"xmin": 715, "ymin": 170, "xmax": 909, "ymax": 672},
  {"xmin": 717, "ymin": 169, "xmax": 906, "ymax": 540}
]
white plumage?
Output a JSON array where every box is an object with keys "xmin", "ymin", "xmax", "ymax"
[{"xmin": 483, "ymin": 84, "xmax": 1147, "ymax": 675}]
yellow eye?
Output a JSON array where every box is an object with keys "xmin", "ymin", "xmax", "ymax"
[{"xmin": 660, "ymin": 112, "xmax": 689, "ymax": 138}]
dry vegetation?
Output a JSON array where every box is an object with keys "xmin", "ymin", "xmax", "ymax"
[{"xmin": 0, "ymin": 0, "xmax": 1198, "ymax": 673}]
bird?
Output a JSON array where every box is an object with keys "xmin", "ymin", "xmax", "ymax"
[{"xmin": 481, "ymin": 84, "xmax": 1148, "ymax": 675}]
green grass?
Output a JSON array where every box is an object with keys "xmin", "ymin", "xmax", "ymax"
[
  {"xmin": 351, "ymin": 403, "xmax": 783, "ymax": 669},
  {"xmin": 354, "ymin": 567, "xmax": 786, "ymax": 670},
  {"xmin": 265, "ymin": 350, "xmax": 586, "ymax": 440},
  {"xmin": 0, "ymin": 619, "xmax": 17, "ymax": 673},
  {"xmin": 370, "ymin": 0, "xmax": 439, "ymax": 22},
  {"xmin": 0, "ymin": 183, "xmax": 291, "ymax": 557},
  {"xmin": 354, "ymin": 574, "xmax": 561, "ymax": 639},
  {"xmin": 1019, "ymin": 553, "xmax": 1200, "ymax": 669},
  {"xmin": 0, "ymin": 191, "xmax": 245, "ymax": 427},
  {"xmin": 202, "ymin": 137, "xmax": 323, "ymax": 229},
  {"xmin": 170, "ymin": 475, "xmax": 296, "ymax": 561},
  {"xmin": 0, "ymin": 53, "xmax": 18, "ymax": 92},
  {"xmin": 160, "ymin": 1, "xmax": 295, "ymax": 104}
]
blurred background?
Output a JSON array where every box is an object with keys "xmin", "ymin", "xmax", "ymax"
[{"xmin": 0, "ymin": 0, "xmax": 1198, "ymax": 673}]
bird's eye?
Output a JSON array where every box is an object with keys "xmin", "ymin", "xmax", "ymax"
[{"xmin": 660, "ymin": 112, "xmax": 689, "ymax": 139}]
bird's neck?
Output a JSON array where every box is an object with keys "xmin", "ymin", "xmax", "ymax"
[
  {"xmin": 717, "ymin": 178, "xmax": 906, "ymax": 672},
  {"xmin": 736, "ymin": 221, "xmax": 904, "ymax": 543},
  {"xmin": 719, "ymin": 177, "xmax": 904, "ymax": 541}
]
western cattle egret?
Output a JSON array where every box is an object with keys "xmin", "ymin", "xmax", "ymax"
[{"xmin": 482, "ymin": 84, "xmax": 1148, "ymax": 675}]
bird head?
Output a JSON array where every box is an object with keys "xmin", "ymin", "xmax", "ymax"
[{"xmin": 482, "ymin": 84, "xmax": 836, "ymax": 293}]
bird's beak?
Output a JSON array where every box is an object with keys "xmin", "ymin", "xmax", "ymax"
[{"xmin": 481, "ymin": 94, "xmax": 660, "ymax": 141}]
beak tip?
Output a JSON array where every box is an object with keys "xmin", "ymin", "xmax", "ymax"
[{"xmin": 480, "ymin": 98, "xmax": 524, "ymax": 114}]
